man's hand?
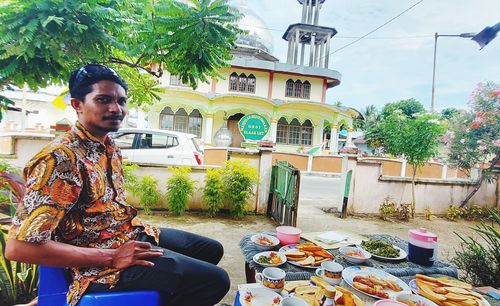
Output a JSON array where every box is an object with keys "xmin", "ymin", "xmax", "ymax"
[{"xmin": 111, "ymin": 241, "xmax": 164, "ymax": 269}]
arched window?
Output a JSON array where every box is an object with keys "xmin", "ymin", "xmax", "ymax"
[
  {"xmin": 228, "ymin": 72, "xmax": 256, "ymax": 93},
  {"xmin": 159, "ymin": 107, "xmax": 203, "ymax": 137},
  {"xmin": 238, "ymin": 73, "xmax": 247, "ymax": 92},
  {"xmin": 247, "ymin": 74, "xmax": 256, "ymax": 93},
  {"xmin": 229, "ymin": 72, "xmax": 238, "ymax": 91},
  {"xmin": 285, "ymin": 79, "xmax": 311, "ymax": 99},
  {"xmin": 303, "ymin": 81, "xmax": 311, "ymax": 99},
  {"xmin": 276, "ymin": 117, "xmax": 313, "ymax": 145},
  {"xmin": 285, "ymin": 79, "xmax": 294, "ymax": 97}
]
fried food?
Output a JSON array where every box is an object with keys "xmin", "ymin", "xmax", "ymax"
[
  {"xmin": 353, "ymin": 281, "xmax": 389, "ymax": 299},
  {"xmin": 284, "ymin": 243, "xmax": 334, "ymax": 266},
  {"xmin": 415, "ymin": 275, "xmax": 483, "ymax": 306}
]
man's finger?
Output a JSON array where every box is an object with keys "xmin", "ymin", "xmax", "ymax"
[
  {"xmin": 133, "ymin": 241, "xmax": 153, "ymax": 249},
  {"xmin": 134, "ymin": 260, "xmax": 155, "ymax": 267}
]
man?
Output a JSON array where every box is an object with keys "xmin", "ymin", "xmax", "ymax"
[{"xmin": 5, "ymin": 64, "xmax": 230, "ymax": 306}]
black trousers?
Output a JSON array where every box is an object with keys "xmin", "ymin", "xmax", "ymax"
[{"xmin": 87, "ymin": 228, "xmax": 230, "ymax": 306}]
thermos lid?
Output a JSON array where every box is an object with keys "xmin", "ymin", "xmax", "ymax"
[{"xmin": 408, "ymin": 228, "xmax": 437, "ymax": 242}]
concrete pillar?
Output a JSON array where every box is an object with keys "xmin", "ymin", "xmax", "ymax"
[
  {"xmin": 313, "ymin": 120, "xmax": 324, "ymax": 147},
  {"xmin": 313, "ymin": 2, "xmax": 320, "ymax": 25},
  {"xmin": 307, "ymin": 155, "xmax": 313, "ymax": 172},
  {"xmin": 337, "ymin": 155, "xmax": 349, "ymax": 211},
  {"xmin": 256, "ymin": 148, "xmax": 274, "ymax": 213},
  {"xmin": 307, "ymin": 0, "xmax": 313, "ymax": 23},
  {"xmin": 269, "ymin": 118, "xmax": 278, "ymax": 142},
  {"xmin": 345, "ymin": 128, "xmax": 355, "ymax": 148},
  {"xmin": 287, "ymin": 37, "xmax": 293, "ymax": 63},
  {"xmin": 300, "ymin": 43, "xmax": 305, "ymax": 65},
  {"xmin": 204, "ymin": 114, "xmax": 214, "ymax": 145},
  {"xmin": 324, "ymin": 35, "xmax": 331, "ymax": 68},
  {"xmin": 301, "ymin": 0, "xmax": 307, "ymax": 23},
  {"xmin": 400, "ymin": 158, "xmax": 407, "ymax": 177},
  {"xmin": 294, "ymin": 30, "xmax": 300, "ymax": 64},
  {"xmin": 329, "ymin": 124, "xmax": 338, "ymax": 154},
  {"xmin": 309, "ymin": 34, "xmax": 316, "ymax": 66},
  {"xmin": 319, "ymin": 40, "xmax": 325, "ymax": 68},
  {"xmin": 441, "ymin": 163, "xmax": 448, "ymax": 179}
]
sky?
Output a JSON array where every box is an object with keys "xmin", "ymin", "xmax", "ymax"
[{"xmin": 242, "ymin": 0, "xmax": 500, "ymax": 113}]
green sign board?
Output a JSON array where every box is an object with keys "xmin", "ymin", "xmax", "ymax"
[{"xmin": 238, "ymin": 114, "xmax": 270, "ymax": 141}]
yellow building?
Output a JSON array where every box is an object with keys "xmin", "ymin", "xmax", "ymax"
[{"xmin": 145, "ymin": 0, "xmax": 360, "ymax": 153}]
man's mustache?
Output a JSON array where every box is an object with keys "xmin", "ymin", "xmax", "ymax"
[{"xmin": 103, "ymin": 115, "xmax": 124, "ymax": 120}]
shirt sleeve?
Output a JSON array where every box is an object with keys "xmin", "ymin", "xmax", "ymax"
[{"xmin": 8, "ymin": 147, "xmax": 83, "ymax": 244}]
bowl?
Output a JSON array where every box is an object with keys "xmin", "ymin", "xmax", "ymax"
[
  {"xmin": 338, "ymin": 246, "xmax": 371, "ymax": 264},
  {"xmin": 250, "ymin": 233, "xmax": 280, "ymax": 250},
  {"xmin": 394, "ymin": 293, "xmax": 438, "ymax": 306},
  {"xmin": 276, "ymin": 226, "xmax": 301, "ymax": 245},
  {"xmin": 373, "ymin": 299, "xmax": 408, "ymax": 306}
]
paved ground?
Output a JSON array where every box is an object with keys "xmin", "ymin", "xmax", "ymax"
[{"xmin": 140, "ymin": 201, "xmax": 489, "ymax": 305}]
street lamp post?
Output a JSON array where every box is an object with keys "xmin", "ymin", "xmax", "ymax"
[
  {"xmin": 431, "ymin": 32, "xmax": 475, "ymax": 113},
  {"xmin": 431, "ymin": 22, "xmax": 500, "ymax": 113}
]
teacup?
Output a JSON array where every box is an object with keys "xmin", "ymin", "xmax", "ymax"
[
  {"xmin": 255, "ymin": 267, "xmax": 286, "ymax": 292},
  {"xmin": 280, "ymin": 296, "xmax": 308, "ymax": 306},
  {"xmin": 315, "ymin": 261, "xmax": 343, "ymax": 285}
]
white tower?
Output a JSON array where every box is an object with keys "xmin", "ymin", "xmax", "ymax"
[{"xmin": 283, "ymin": 0, "xmax": 337, "ymax": 68}]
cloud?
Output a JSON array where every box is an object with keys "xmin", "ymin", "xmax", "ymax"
[{"xmin": 245, "ymin": 0, "xmax": 500, "ymax": 112}]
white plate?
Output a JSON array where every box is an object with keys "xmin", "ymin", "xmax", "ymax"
[
  {"xmin": 356, "ymin": 240, "xmax": 407, "ymax": 261},
  {"xmin": 253, "ymin": 251, "xmax": 287, "ymax": 267},
  {"xmin": 342, "ymin": 266, "xmax": 412, "ymax": 299},
  {"xmin": 278, "ymin": 244, "xmax": 331, "ymax": 269},
  {"xmin": 409, "ymin": 279, "xmax": 491, "ymax": 306},
  {"xmin": 239, "ymin": 287, "xmax": 282, "ymax": 306},
  {"xmin": 394, "ymin": 292, "xmax": 439, "ymax": 306},
  {"xmin": 251, "ymin": 233, "xmax": 280, "ymax": 249}
]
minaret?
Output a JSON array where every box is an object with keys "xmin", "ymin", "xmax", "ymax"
[{"xmin": 283, "ymin": 0, "xmax": 337, "ymax": 68}]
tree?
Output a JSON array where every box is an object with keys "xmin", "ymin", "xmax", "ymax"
[
  {"xmin": 0, "ymin": 0, "xmax": 241, "ymax": 108},
  {"xmin": 446, "ymin": 82, "xmax": 500, "ymax": 207},
  {"xmin": 365, "ymin": 99, "xmax": 426, "ymax": 151},
  {"xmin": 381, "ymin": 98, "xmax": 425, "ymax": 119},
  {"xmin": 441, "ymin": 107, "xmax": 462, "ymax": 120},
  {"xmin": 383, "ymin": 111, "xmax": 445, "ymax": 216},
  {"xmin": 353, "ymin": 105, "xmax": 378, "ymax": 131}
]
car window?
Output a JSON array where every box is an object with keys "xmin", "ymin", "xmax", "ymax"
[
  {"xmin": 190, "ymin": 137, "xmax": 202, "ymax": 152},
  {"xmin": 139, "ymin": 133, "xmax": 179, "ymax": 149},
  {"xmin": 113, "ymin": 133, "xmax": 136, "ymax": 149}
]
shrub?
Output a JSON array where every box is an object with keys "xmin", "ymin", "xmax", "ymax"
[
  {"xmin": 446, "ymin": 205, "xmax": 463, "ymax": 221},
  {"xmin": 203, "ymin": 168, "xmax": 224, "ymax": 217},
  {"xmin": 123, "ymin": 161, "xmax": 140, "ymax": 195},
  {"xmin": 166, "ymin": 167, "xmax": 195, "ymax": 216},
  {"xmin": 223, "ymin": 159, "xmax": 258, "ymax": 219},
  {"xmin": 452, "ymin": 209, "xmax": 500, "ymax": 287},
  {"xmin": 138, "ymin": 175, "xmax": 161, "ymax": 215},
  {"xmin": 379, "ymin": 197, "xmax": 397, "ymax": 221},
  {"xmin": 397, "ymin": 203, "xmax": 411, "ymax": 222},
  {"xmin": 462, "ymin": 204, "xmax": 485, "ymax": 221},
  {"xmin": 423, "ymin": 206, "xmax": 433, "ymax": 221}
]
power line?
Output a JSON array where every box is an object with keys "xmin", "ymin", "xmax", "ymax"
[{"xmin": 331, "ymin": 0, "xmax": 424, "ymax": 54}]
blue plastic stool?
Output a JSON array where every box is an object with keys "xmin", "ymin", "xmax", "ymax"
[{"xmin": 38, "ymin": 266, "xmax": 160, "ymax": 306}]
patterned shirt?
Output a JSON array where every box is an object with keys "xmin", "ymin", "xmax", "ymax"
[{"xmin": 8, "ymin": 121, "xmax": 159, "ymax": 306}]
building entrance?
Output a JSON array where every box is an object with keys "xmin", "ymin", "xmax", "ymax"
[{"xmin": 227, "ymin": 113, "xmax": 245, "ymax": 147}]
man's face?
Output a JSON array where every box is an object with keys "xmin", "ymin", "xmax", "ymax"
[{"xmin": 72, "ymin": 80, "xmax": 128, "ymax": 138}]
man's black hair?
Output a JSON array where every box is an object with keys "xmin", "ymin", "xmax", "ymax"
[{"xmin": 69, "ymin": 64, "xmax": 128, "ymax": 101}]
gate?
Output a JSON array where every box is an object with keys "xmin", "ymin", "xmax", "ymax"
[{"xmin": 267, "ymin": 160, "xmax": 300, "ymax": 226}]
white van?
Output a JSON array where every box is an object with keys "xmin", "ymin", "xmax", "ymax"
[{"xmin": 111, "ymin": 128, "xmax": 203, "ymax": 166}]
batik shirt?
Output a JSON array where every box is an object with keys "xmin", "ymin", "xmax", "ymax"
[{"xmin": 8, "ymin": 121, "xmax": 160, "ymax": 306}]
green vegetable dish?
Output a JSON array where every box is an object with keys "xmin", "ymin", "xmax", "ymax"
[{"xmin": 361, "ymin": 240, "xmax": 400, "ymax": 258}]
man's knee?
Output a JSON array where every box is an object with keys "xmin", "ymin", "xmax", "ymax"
[
  {"xmin": 212, "ymin": 240, "xmax": 224, "ymax": 263},
  {"xmin": 212, "ymin": 267, "xmax": 230, "ymax": 298}
]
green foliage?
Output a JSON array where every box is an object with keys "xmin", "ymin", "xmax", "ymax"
[
  {"xmin": 446, "ymin": 205, "xmax": 463, "ymax": 221},
  {"xmin": 381, "ymin": 98, "xmax": 425, "ymax": 119},
  {"xmin": 440, "ymin": 107, "xmax": 461, "ymax": 120},
  {"xmin": 462, "ymin": 204, "xmax": 488, "ymax": 221},
  {"xmin": 0, "ymin": 0, "xmax": 241, "ymax": 107},
  {"xmin": 223, "ymin": 159, "xmax": 258, "ymax": 219},
  {"xmin": 379, "ymin": 196, "xmax": 397, "ymax": 221},
  {"xmin": 202, "ymin": 168, "xmax": 224, "ymax": 217},
  {"xmin": 353, "ymin": 105, "xmax": 379, "ymax": 131},
  {"xmin": 123, "ymin": 161, "xmax": 140, "ymax": 195},
  {"xmin": 0, "ymin": 95, "xmax": 14, "ymax": 122},
  {"xmin": 0, "ymin": 228, "xmax": 39, "ymax": 305},
  {"xmin": 166, "ymin": 166, "xmax": 195, "ymax": 216},
  {"xmin": 452, "ymin": 209, "xmax": 500, "ymax": 287},
  {"xmin": 138, "ymin": 175, "xmax": 161, "ymax": 215},
  {"xmin": 423, "ymin": 207, "xmax": 433, "ymax": 220}
]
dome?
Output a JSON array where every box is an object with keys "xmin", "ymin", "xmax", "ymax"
[{"xmin": 233, "ymin": 1, "xmax": 274, "ymax": 54}]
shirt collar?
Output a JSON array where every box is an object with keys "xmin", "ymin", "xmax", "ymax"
[{"xmin": 73, "ymin": 121, "xmax": 113, "ymax": 149}]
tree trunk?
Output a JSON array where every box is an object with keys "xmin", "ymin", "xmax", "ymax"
[
  {"xmin": 460, "ymin": 154, "xmax": 500, "ymax": 207},
  {"xmin": 411, "ymin": 166, "xmax": 417, "ymax": 218}
]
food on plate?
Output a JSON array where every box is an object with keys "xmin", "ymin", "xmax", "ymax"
[
  {"xmin": 256, "ymin": 235, "xmax": 276, "ymax": 246},
  {"xmin": 284, "ymin": 278, "xmax": 365, "ymax": 306},
  {"xmin": 284, "ymin": 280, "xmax": 311, "ymax": 293},
  {"xmin": 256, "ymin": 252, "xmax": 283, "ymax": 265},
  {"xmin": 282, "ymin": 243, "xmax": 334, "ymax": 267},
  {"xmin": 346, "ymin": 250, "xmax": 367, "ymax": 259},
  {"xmin": 414, "ymin": 274, "xmax": 485, "ymax": 306},
  {"xmin": 361, "ymin": 240, "xmax": 400, "ymax": 258},
  {"xmin": 351, "ymin": 274, "xmax": 403, "ymax": 299},
  {"xmin": 335, "ymin": 286, "xmax": 366, "ymax": 306}
]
